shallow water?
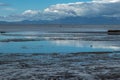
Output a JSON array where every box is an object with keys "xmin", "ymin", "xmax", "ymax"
[
  {"xmin": 0, "ymin": 31, "xmax": 120, "ymax": 80},
  {"xmin": 0, "ymin": 31, "xmax": 120, "ymax": 53}
]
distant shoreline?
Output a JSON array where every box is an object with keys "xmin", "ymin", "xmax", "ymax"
[{"xmin": 0, "ymin": 24, "xmax": 120, "ymax": 32}]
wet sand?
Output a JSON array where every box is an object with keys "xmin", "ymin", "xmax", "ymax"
[{"xmin": 0, "ymin": 52, "xmax": 120, "ymax": 80}]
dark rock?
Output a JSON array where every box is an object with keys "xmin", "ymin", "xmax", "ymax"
[
  {"xmin": 108, "ymin": 30, "xmax": 120, "ymax": 35},
  {"xmin": 0, "ymin": 31, "xmax": 6, "ymax": 33},
  {"xmin": 17, "ymin": 62, "xmax": 31, "ymax": 68},
  {"xmin": 97, "ymin": 72, "xmax": 120, "ymax": 80}
]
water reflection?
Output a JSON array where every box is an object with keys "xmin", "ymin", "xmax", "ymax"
[
  {"xmin": 0, "ymin": 40, "xmax": 120, "ymax": 53},
  {"xmin": 51, "ymin": 40, "xmax": 120, "ymax": 51},
  {"xmin": 0, "ymin": 32, "xmax": 120, "ymax": 53}
]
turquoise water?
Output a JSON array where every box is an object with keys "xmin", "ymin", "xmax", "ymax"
[{"xmin": 0, "ymin": 32, "xmax": 120, "ymax": 53}]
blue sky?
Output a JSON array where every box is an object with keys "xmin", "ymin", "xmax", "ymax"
[
  {"xmin": 0, "ymin": 0, "xmax": 120, "ymax": 21},
  {"xmin": 0, "ymin": 0, "xmax": 91, "ymax": 16}
]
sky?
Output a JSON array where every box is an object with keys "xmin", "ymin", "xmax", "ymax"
[
  {"xmin": 0, "ymin": 0, "xmax": 120, "ymax": 21},
  {"xmin": 0, "ymin": 0, "xmax": 91, "ymax": 16}
]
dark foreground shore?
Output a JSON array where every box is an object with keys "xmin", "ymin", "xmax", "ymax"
[{"xmin": 0, "ymin": 52, "xmax": 120, "ymax": 80}]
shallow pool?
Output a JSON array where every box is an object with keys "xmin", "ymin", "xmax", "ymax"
[{"xmin": 0, "ymin": 32, "xmax": 120, "ymax": 53}]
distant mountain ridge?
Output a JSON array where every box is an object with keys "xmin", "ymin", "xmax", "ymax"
[{"xmin": 0, "ymin": 16, "xmax": 120, "ymax": 24}]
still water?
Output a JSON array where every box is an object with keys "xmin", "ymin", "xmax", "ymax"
[{"xmin": 0, "ymin": 32, "xmax": 120, "ymax": 53}]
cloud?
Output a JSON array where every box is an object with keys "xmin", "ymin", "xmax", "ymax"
[
  {"xmin": 2, "ymin": 7, "xmax": 16, "ymax": 11},
  {"xmin": 93, "ymin": 0, "xmax": 120, "ymax": 3},
  {"xmin": 0, "ymin": 2, "xmax": 15, "ymax": 11},
  {"xmin": 22, "ymin": 10, "xmax": 40, "ymax": 15},
  {"xmin": 21, "ymin": 10, "xmax": 60, "ymax": 21},
  {"xmin": 0, "ymin": 2, "xmax": 15, "ymax": 13},
  {"xmin": 1, "ymin": 0, "xmax": 120, "ymax": 21},
  {"xmin": 44, "ymin": 0, "xmax": 120, "ymax": 17},
  {"xmin": 0, "ymin": 2, "xmax": 9, "ymax": 6}
]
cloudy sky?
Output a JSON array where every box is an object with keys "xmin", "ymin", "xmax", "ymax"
[{"xmin": 0, "ymin": 0, "xmax": 120, "ymax": 21}]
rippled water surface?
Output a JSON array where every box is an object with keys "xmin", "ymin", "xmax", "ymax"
[{"xmin": 0, "ymin": 31, "xmax": 120, "ymax": 53}]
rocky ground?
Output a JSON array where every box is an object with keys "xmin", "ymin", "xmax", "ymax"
[{"xmin": 0, "ymin": 52, "xmax": 120, "ymax": 80}]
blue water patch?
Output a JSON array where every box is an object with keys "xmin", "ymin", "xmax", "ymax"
[
  {"xmin": 0, "ymin": 32, "xmax": 120, "ymax": 54},
  {"xmin": 0, "ymin": 40, "xmax": 119, "ymax": 53}
]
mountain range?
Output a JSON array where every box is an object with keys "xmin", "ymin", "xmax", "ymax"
[{"xmin": 0, "ymin": 16, "xmax": 120, "ymax": 24}]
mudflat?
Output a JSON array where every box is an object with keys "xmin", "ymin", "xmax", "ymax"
[{"xmin": 0, "ymin": 52, "xmax": 120, "ymax": 80}]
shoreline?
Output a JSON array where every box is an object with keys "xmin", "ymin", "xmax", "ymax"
[{"xmin": 0, "ymin": 24, "xmax": 120, "ymax": 32}]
